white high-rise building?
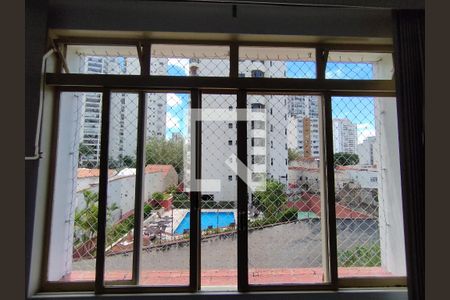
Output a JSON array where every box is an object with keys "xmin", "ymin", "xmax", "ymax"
[
  {"xmin": 357, "ymin": 136, "xmax": 376, "ymax": 166},
  {"xmin": 188, "ymin": 58, "xmax": 289, "ymax": 202},
  {"xmin": 333, "ymin": 118, "xmax": 357, "ymax": 154},
  {"xmin": 78, "ymin": 55, "xmax": 168, "ymax": 165}
]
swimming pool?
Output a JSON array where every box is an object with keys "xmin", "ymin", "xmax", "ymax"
[{"xmin": 174, "ymin": 212, "xmax": 235, "ymax": 235}]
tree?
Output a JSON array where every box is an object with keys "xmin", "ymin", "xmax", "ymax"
[
  {"xmin": 288, "ymin": 148, "xmax": 301, "ymax": 162},
  {"xmin": 74, "ymin": 190, "xmax": 118, "ymax": 244},
  {"xmin": 253, "ymin": 180, "xmax": 287, "ymax": 218},
  {"xmin": 334, "ymin": 152, "xmax": 359, "ymax": 166},
  {"xmin": 78, "ymin": 143, "xmax": 98, "ymax": 168},
  {"xmin": 122, "ymin": 155, "xmax": 136, "ymax": 167},
  {"xmin": 145, "ymin": 137, "xmax": 184, "ymax": 174}
]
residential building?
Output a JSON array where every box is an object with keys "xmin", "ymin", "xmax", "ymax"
[
  {"xmin": 333, "ymin": 118, "xmax": 357, "ymax": 154},
  {"xmin": 73, "ymin": 55, "xmax": 168, "ymax": 165},
  {"xmin": 287, "ymin": 95, "xmax": 320, "ymax": 158},
  {"xmin": 357, "ymin": 136, "xmax": 377, "ymax": 166}
]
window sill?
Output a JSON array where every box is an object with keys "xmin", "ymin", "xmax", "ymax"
[{"xmin": 31, "ymin": 288, "xmax": 407, "ymax": 300}]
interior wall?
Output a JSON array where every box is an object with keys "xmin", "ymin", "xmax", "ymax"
[
  {"xmin": 26, "ymin": 0, "xmax": 49, "ymax": 297},
  {"xmin": 48, "ymin": 0, "xmax": 395, "ymax": 38}
]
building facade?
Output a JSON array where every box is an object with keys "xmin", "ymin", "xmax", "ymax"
[{"xmin": 333, "ymin": 118, "xmax": 357, "ymax": 154}]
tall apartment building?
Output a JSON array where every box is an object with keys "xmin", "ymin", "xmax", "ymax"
[
  {"xmin": 333, "ymin": 118, "xmax": 357, "ymax": 154},
  {"xmin": 357, "ymin": 136, "xmax": 377, "ymax": 166},
  {"xmin": 187, "ymin": 58, "xmax": 288, "ymax": 202},
  {"xmin": 287, "ymin": 95, "xmax": 320, "ymax": 158},
  {"xmin": 77, "ymin": 55, "xmax": 167, "ymax": 165}
]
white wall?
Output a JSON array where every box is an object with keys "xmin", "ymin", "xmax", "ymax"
[
  {"xmin": 376, "ymin": 97, "xmax": 406, "ymax": 275},
  {"xmin": 47, "ymin": 93, "xmax": 82, "ymax": 281},
  {"xmin": 346, "ymin": 168, "xmax": 379, "ymax": 189},
  {"xmin": 76, "ymin": 171, "xmax": 177, "ymax": 223}
]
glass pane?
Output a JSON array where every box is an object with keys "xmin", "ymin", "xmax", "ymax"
[
  {"xmin": 150, "ymin": 44, "xmax": 230, "ymax": 77},
  {"xmin": 66, "ymin": 45, "xmax": 140, "ymax": 75},
  {"xmin": 332, "ymin": 96, "xmax": 406, "ymax": 278},
  {"xmin": 103, "ymin": 93, "xmax": 139, "ymax": 283},
  {"xmin": 239, "ymin": 47, "xmax": 316, "ymax": 79},
  {"xmin": 247, "ymin": 94, "xmax": 327, "ymax": 285},
  {"xmin": 139, "ymin": 92, "xmax": 191, "ymax": 286},
  {"xmin": 326, "ymin": 52, "xmax": 394, "ymax": 80},
  {"xmin": 200, "ymin": 94, "xmax": 238, "ymax": 290},
  {"xmin": 48, "ymin": 92, "xmax": 103, "ymax": 282}
]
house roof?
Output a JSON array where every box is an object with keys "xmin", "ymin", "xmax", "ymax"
[
  {"xmin": 144, "ymin": 164, "xmax": 176, "ymax": 177},
  {"xmin": 287, "ymin": 192, "xmax": 372, "ymax": 219},
  {"xmin": 78, "ymin": 165, "xmax": 176, "ymax": 179},
  {"xmin": 77, "ymin": 168, "xmax": 117, "ymax": 178}
]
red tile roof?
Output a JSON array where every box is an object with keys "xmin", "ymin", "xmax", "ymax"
[
  {"xmin": 144, "ymin": 164, "xmax": 175, "ymax": 177},
  {"xmin": 77, "ymin": 168, "xmax": 116, "ymax": 178},
  {"xmin": 287, "ymin": 192, "xmax": 372, "ymax": 219}
]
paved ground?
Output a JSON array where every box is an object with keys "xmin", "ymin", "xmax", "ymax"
[{"xmin": 73, "ymin": 221, "xmax": 379, "ymax": 273}]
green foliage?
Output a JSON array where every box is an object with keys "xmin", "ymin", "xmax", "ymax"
[
  {"xmin": 334, "ymin": 152, "xmax": 360, "ymax": 166},
  {"xmin": 144, "ymin": 203, "xmax": 153, "ymax": 219},
  {"xmin": 249, "ymin": 207, "xmax": 299, "ymax": 228},
  {"xmin": 74, "ymin": 191, "xmax": 118, "ymax": 245},
  {"xmin": 166, "ymin": 184, "xmax": 178, "ymax": 194},
  {"xmin": 152, "ymin": 192, "xmax": 165, "ymax": 201},
  {"xmin": 277, "ymin": 207, "xmax": 299, "ymax": 222},
  {"xmin": 338, "ymin": 244, "xmax": 381, "ymax": 267},
  {"xmin": 106, "ymin": 216, "xmax": 135, "ymax": 246},
  {"xmin": 288, "ymin": 148, "xmax": 301, "ymax": 162},
  {"xmin": 78, "ymin": 143, "xmax": 98, "ymax": 168},
  {"xmin": 145, "ymin": 137, "xmax": 184, "ymax": 174},
  {"xmin": 201, "ymin": 200, "xmax": 235, "ymax": 209},
  {"xmin": 122, "ymin": 155, "xmax": 136, "ymax": 168},
  {"xmin": 172, "ymin": 193, "xmax": 190, "ymax": 208},
  {"xmin": 253, "ymin": 180, "xmax": 287, "ymax": 217}
]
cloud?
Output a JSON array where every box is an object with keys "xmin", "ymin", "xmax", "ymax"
[
  {"xmin": 325, "ymin": 68, "xmax": 344, "ymax": 79},
  {"xmin": 166, "ymin": 112, "xmax": 180, "ymax": 129},
  {"xmin": 357, "ymin": 123, "xmax": 376, "ymax": 144},
  {"xmin": 168, "ymin": 58, "xmax": 189, "ymax": 75},
  {"xmin": 167, "ymin": 93, "xmax": 182, "ymax": 107}
]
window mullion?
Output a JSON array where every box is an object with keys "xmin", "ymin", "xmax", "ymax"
[
  {"xmin": 189, "ymin": 89, "xmax": 201, "ymax": 291},
  {"xmin": 94, "ymin": 89, "xmax": 111, "ymax": 293},
  {"xmin": 131, "ymin": 91, "xmax": 147, "ymax": 285},
  {"xmin": 322, "ymin": 93, "xmax": 338, "ymax": 287},
  {"xmin": 141, "ymin": 41, "xmax": 151, "ymax": 75},
  {"xmin": 237, "ymin": 89, "xmax": 249, "ymax": 291},
  {"xmin": 230, "ymin": 43, "xmax": 239, "ymax": 78}
]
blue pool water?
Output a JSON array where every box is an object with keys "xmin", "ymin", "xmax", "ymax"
[{"xmin": 174, "ymin": 212, "xmax": 235, "ymax": 235}]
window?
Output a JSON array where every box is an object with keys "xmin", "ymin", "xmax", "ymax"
[
  {"xmin": 250, "ymin": 70, "xmax": 265, "ymax": 78},
  {"xmin": 251, "ymin": 155, "xmax": 265, "ymax": 165},
  {"xmin": 251, "ymin": 137, "xmax": 265, "ymax": 147},
  {"xmin": 251, "ymin": 103, "xmax": 265, "ymax": 111},
  {"xmin": 41, "ymin": 40, "xmax": 405, "ymax": 295}
]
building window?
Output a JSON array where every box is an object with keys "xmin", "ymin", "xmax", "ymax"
[
  {"xmin": 251, "ymin": 70, "xmax": 265, "ymax": 78},
  {"xmin": 228, "ymin": 175, "xmax": 233, "ymax": 181},
  {"xmin": 228, "ymin": 123, "xmax": 233, "ymax": 128}
]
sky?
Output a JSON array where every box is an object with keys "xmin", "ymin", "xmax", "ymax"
[{"xmin": 163, "ymin": 59, "xmax": 376, "ymax": 144}]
